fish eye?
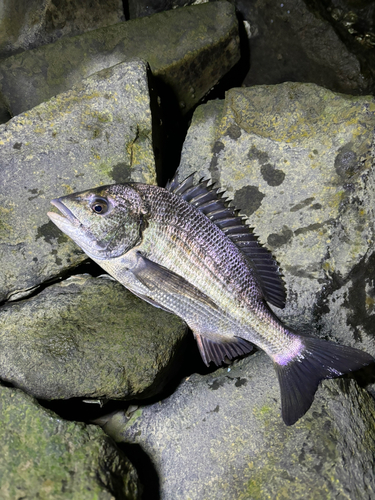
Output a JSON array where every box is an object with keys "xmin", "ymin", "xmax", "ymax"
[{"xmin": 90, "ymin": 197, "xmax": 109, "ymax": 215}]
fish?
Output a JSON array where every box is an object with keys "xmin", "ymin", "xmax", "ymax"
[{"xmin": 47, "ymin": 173, "xmax": 374, "ymax": 425}]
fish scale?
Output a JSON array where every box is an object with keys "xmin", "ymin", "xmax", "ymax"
[
  {"xmin": 136, "ymin": 185, "xmax": 289, "ymax": 351},
  {"xmin": 48, "ymin": 174, "xmax": 374, "ymax": 425}
]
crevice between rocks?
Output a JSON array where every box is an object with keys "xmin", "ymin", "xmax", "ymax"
[{"xmin": 1, "ymin": 259, "xmax": 106, "ymax": 307}]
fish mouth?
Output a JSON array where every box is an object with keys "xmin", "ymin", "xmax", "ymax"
[
  {"xmin": 47, "ymin": 199, "xmax": 80, "ymax": 227},
  {"xmin": 47, "ymin": 198, "xmax": 106, "ymax": 259}
]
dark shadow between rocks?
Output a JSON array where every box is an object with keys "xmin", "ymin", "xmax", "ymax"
[
  {"xmin": 0, "ymin": 258, "xmax": 106, "ymax": 307},
  {"xmin": 148, "ymin": 70, "xmax": 192, "ymax": 187},
  {"xmin": 200, "ymin": 8, "xmax": 251, "ymax": 104},
  {"xmin": 146, "ymin": 8, "xmax": 250, "ymax": 188},
  {"xmin": 37, "ymin": 330, "xmax": 216, "ymax": 423},
  {"xmin": 119, "ymin": 442, "xmax": 160, "ymax": 500},
  {"xmin": 351, "ymin": 363, "xmax": 375, "ymax": 392}
]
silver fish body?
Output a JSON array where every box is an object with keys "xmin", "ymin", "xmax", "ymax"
[{"xmin": 48, "ymin": 175, "xmax": 373, "ymax": 425}]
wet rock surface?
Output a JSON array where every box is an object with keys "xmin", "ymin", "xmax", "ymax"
[
  {"xmin": 0, "ymin": 275, "xmax": 187, "ymax": 400},
  {"xmin": 105, "ymin": 352, "xmax": 375, "ymax": 500},
  {"xmin": 0, "ymin": 384, "xmax": 139, "ymax": 500},
  {"xmin": 0, "ymin": 59, "xmax": 155, "ymax": 303},
  {"xmin": 0, "ymin": 1, "xmax": 239, "ymax": 118}
]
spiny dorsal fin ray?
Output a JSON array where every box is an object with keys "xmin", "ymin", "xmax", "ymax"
[{"xmin": 166, "ymin": 173, "xmax": 286, "ymax": 309}]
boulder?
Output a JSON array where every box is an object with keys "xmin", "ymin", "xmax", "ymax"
[
  {"xmin": 239, "ymin": 0, "xmax": 374, "ymax": 95},
  {"xmin": 0, "ymin": 59, "xmax": 155, "ymax": 303},
  {"xmin": 0, "ymin": 384, "xmax": 139, "ymax": 499},
  {"xmin": 0, "ymin": 274, "xmax": 186, "ymax": 400},
  {"xmin": 103, "ymin": 352, "xmax": 375, "ymax": 499},
  {"xmin": 0, "ymin": 0, "xmax": 124, "ymax": 60},
  {"xmin": 0, "ymin": 1, "xmax": 240, "ymax": 117}
]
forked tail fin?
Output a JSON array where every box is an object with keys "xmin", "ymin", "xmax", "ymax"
[{"xmin": 274, "ymin": 337, "xmax": 374, "ymax": 426}]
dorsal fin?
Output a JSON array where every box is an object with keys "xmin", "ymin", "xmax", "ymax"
[{"xmin": 166, "ymin": 173, "xmax": 286, "ymax": 309}]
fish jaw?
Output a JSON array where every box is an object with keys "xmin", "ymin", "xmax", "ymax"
[{"xmin": 47, "ymin": 199, "xmax": 107, "ymax": 259}]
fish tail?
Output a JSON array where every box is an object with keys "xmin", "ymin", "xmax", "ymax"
[{"xmin": 274, "ymin": 336, "xmax": 374, "ymax": 426}]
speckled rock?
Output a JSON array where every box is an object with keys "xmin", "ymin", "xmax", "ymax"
[
  {"xmin": 102, "ymin": 352, "xmax": 375, "ymax": 500},
  {"xmin": 0, "ymin": 274, "xmax": 186, "ymax": 400},
  {"xmin": 0, "ymin": 59, "xmax": 155, "ymax": 303},
  {"xmin": 0, "ymin": 384, "xmax": 139, "ymax": 500},
  {"xmin": 0, "ymin": 1, "xmax": 239, "ymax": 117},
  {"xmin": 177, "ymin": 83, "xmax": 375, "ymax": 358},
  {"xmin": 0, "ymin": 0, "xmax": 124, "ymax": 60}
]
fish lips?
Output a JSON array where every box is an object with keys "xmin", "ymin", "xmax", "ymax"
[
  {"xmin": 47, "ymin": 199, "xmax": 105, "ymax": 257},
  {"xmin": 48, "ymin": 198, "xmax": 80, "ymax": 226}
]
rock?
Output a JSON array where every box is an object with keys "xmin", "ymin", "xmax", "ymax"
[
  {"xmin": 0, "ymin": 1, "xmax": 240, "ymax": 118},
  {"xmin": 102, "ymin": 352, "xmax": 375, "ymax": 499},
  {"xmin": 0, "ymin": 59, "xmax": 155, "ymax": 303},
  {"xmin": 177, "ymin": 82, "xmax": 375, "ymax": 358},
  {"xmin": 0, "ymin": 274, "xmax": 186, "ymax": 400},
  {"xmin": 0, "ymin": 0, "xmax": 124, "ymax": 60},
  {"xmin": 179, "ymin": 99, "xmax": 224, "ymax": 175},
  {"xmin": 126, "ymin": 0, "xmax": 196, "ymax": 20},
  {"xmin": 238, "ymin": 0, "xmax": 374, "ymax": 95},
  {"xmin": 0, "ymin": 384, "xmax": 139, "ymax": 500}
]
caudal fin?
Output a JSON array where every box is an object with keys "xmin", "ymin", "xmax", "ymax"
[{"xmin": 274, "ymin": 337, "xmax": 374, "ymax": 426}]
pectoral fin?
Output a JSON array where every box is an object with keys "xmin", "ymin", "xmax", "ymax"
[
  {"xmin": 194, "ymin": 332, "xmax": 253, "ymax": 367},
  {"xmin": 131, "ymin": 252, "xmax": 219, "ymax": 311}
]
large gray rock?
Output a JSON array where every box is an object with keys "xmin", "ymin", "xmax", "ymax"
[
  {"xmin": 102, "ymin": 352, "xmax": 375, "ymax": 499},
  {"xmin": 0, "ymin": 384, "xmax": 139, "ymax": 500},
  {"xmin": 178, "ymin": 83, "xmax": 375, "ymax": 358},
  {"xmin": 0, "ymin": 274, "xmax": 186, "ymax": 400},
  {"xmin": 240, "ymin": 0, "xmax": 374, "ymax": 95},
  {"xmin": 0, "ymin": 59, "xmax": 155, "ymax": 303},
  {"xmin": 0, "ymin": 0, "xmax": 124, "ymax": 60},
  {"xmin": 0, "ymin": 1, "xmax": 239, "ymax": 117}
]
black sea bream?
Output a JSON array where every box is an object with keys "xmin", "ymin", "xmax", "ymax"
[{"xmin": 48, "ymin": 174, "xmax": 374, "ymax": 425}]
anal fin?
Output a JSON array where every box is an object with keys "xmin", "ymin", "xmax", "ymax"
[{"xmin": 194, "ymin": 333, "xmax": 253, "ymax": 367}]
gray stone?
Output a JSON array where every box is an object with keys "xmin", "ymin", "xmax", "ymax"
[
  {"xmin": 0, "ymin": 0, "xmax": 124, "ymax": 60},
  {"xmin": 177, "ymin": 83, "xmax": 375, "ymax": 358},
  {"xmin": 103, "ymin": 352, "xmax": 375, "ymax": 500},
  {"xmin": 179, "ymin": 99, "xmax": 224, "ymax": 176},
  {"xmin": 0, "ymin": 384, "xmax": 139, "ymax": 500},
  {"xmin": 0, "ymin": 1, "xmax": 240, "ymax": 117},
  {"xmin": 0, "ymin": 274, "xmax": 186, "ymax": 400},
  {"xmin": 0, "ymin": 59, "xmax": 155, "ymax": 303},
  {"xmin": 240, "ymin": 0, "xmax": 374, "ymax": 95}
]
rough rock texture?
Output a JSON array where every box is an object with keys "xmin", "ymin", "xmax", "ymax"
[
  {"xmin": 0, "ymin": 1, "xmax": 240, "ymax": 117},
  {"xmin": 239, "ymin": 0, "xmax": 374, "ymax": 95},
  {"xmin": 0, "ymin": 384, "xmax": 139, "ymax": 500},
  {"xmin": 103, "ymin": 352, "xmax": 375, "ymax": 500},
  {"xmin": 0, "ymin": 0, "xmax": 124, "ymax": 60},
  {"xmin": 0, "ymin": 59, "xmax": 155, "ymax": 303},
  {"xmin": 0, "ymin": 274, "xmax": 186, "ymax": 400},
  {"xmin": 178, "ymin": 83, "xmax": 375, "ymax": 358}
]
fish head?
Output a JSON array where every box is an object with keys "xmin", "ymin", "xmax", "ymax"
[{"xmin": 47, "ymin": 184, "xmax": 148, "ymax": 260}]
